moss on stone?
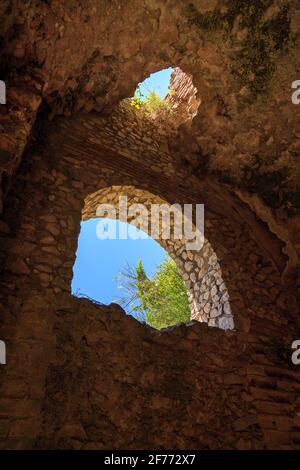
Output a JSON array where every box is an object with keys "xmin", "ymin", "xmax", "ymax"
[
  {"xmin": 227, "ymin": 1, "xmax": 291, "ymax": 101},
  {"xmin": 232, "ymin": 0, "xmax": 290, "ymax": 101},
  {"xmin": 185, "ymin": 1, "xmax": 292, "ymax": 102},
  {"xmin": 283, "ymin": 190, "xmax": 300, "ymax": 216},
  {"xmin": 247, "ymin": 168, "xmax": 287, "ymax": 208},
  {"xmin": 225, "ymin": 0, "xmax": 272, "ymax": 32},
  {"xmin": 262, "ymin": 5, "xmax": 291, "ymax": 50},
  {"xmin": 231, "ymin": 34, "xmax": 276, "ymax": 98},
  {"xmin": 186, "ymin": 4, "xmax": 223, "ymax": 32},
  {"xmin": 0, "ymin": 149, "xmax": 12, "ymax": 165},
  {"xmin": 217, "ymin": 154, "xmax": 298, "ymax": 215}
]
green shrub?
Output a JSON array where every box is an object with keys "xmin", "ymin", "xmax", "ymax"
[
  {"xmin": 130, "ymin": 86, "xmax": 173, "ymax": 118},
  {"xmin": 117, "ymin": 256, "xmax": 190, "ymax": 329}
]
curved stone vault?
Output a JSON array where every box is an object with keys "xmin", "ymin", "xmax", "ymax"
[
  {"xmin": 82, "ymin": 184, "xmax": 234, "ymax": 330},
  {"xmin": 0, "ymin": 0, "xmax": 299, "ymax": 451}
]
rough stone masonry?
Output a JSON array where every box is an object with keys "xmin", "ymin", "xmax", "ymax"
[{"xmin": 0, "ymin": 0, "xmax": 300, "ymax": 450}]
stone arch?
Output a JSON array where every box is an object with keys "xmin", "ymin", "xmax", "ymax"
[
  {"xmin": 0, "ymin": 110, "xmax": 298, "ymax": 449},
  {"xmin": 78, "ymin": 184, "xmax": 234, "ymax": 330},
  {"xmin": 14, "ymin": 109, "xmax": 287, "ymax": 339},
  {"xmin": 0, "ymin": 1, "xmax": 299, "ymax": 450}
]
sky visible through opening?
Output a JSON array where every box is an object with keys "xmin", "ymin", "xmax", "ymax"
[
  {"xmin": 72, "ymin": 219, "xmax": 166, "ymax": 309},
  {"xmin": 138, "ymin": 67, "xmax": 173, "ymax": 101},
  {"xmin": 72, "ymin": 69, "xmax": 174, "ymax": 313}
]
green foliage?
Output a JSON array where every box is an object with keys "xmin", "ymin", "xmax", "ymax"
[
  {"xmin": 144, "ymin": 257, "xmax": 191, "ymax": 329},
  {"xmin": 130, "ymin": 86, "xmax": 144, "ymax": 110},
  {"xmin": 135, "ymin": 259, "xmax": 152, "ymax": 317},
  {"xmin": 116, "ymin": 260, "xmax": 149, "ymax": 323},
  {"xmin": 144, "ymin": 90, "xmax": 173, "ymax": 116},
  {"xmin": 130, "ymin": 86, "xmax": 173, "ymax": 118},
  {"xmin": 117, "ymin": 256, "xmax": 190, "ymax": 329}
]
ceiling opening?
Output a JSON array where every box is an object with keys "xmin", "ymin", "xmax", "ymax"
[{"xmin": 127, "ymin": 67, "xmax": 200, "ymax": 129}]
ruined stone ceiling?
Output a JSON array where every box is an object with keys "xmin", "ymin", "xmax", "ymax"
[{"xmin": 0, "ymin": 1, "xmax": 300, "ymax": 248}]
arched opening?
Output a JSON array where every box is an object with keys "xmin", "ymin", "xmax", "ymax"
[
  {"xmin": 72, "ymin": 218, "xmax": 192, "ymax": 329},
  {"xmin": 71, "ymin": 185, "xmax": 234, "ymax": 331},
  {"xmin": 125, "ymin": 67, "xmax": 200, "ymax": 129}
]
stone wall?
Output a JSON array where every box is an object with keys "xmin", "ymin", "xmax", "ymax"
[
  {"xmin": 0, "ymin": 78, "xmax": 42, "ymax": 213},
  {"xmin": 1, "ymin": 0, "xmax": 300, "ymax": 223},
  {"xmin": 0, "ymin": 107, "xmax": 299, "ymax": 449},
  {"xmin": 82, "ymin": 185, "xmax": 234, "ymax": 329},
  {"xmin": 166, "ymin": 67, "xmax": 200, "ymax": 125},
  {"xmin": 0, "ymin": 0, "xmax": 300, "ymax": 450}
]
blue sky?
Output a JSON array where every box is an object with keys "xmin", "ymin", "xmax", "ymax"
[
  {"xmin": 138, "ymin": 67, "xmax": 173, "ymax": 100},
  {"xmin": 72, "ymin": 69, "xmax": 173, "ymax": 312},
  {"xmin": 72, "ymin": 219, "xmax": 166, "ymax": 307}
]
